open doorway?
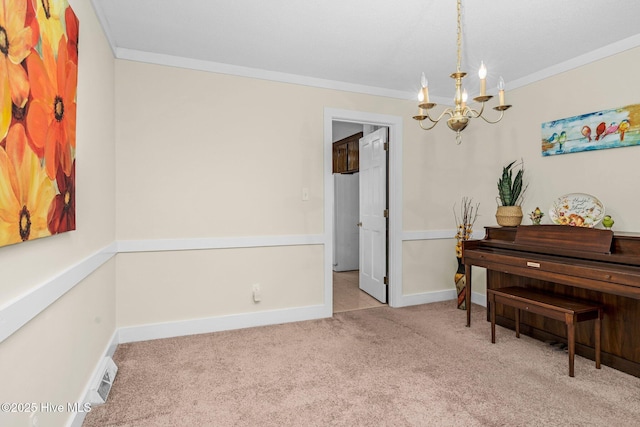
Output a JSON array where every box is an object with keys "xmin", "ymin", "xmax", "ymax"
[
  {"xmin": 323, "ymin": 108, "xmax": 403, "ymax": 317},
  {"xmin": 331, "ymin": 122, "xmax": 388, "ymax": 313}
]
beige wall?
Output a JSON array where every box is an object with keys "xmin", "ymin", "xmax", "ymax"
[
  {"xmin": 116, "ymin": 246, "xmax": 324, "ymax": 327},
  {"xmin": 114, "ymin": 60, "xmax": 418, "ymax": 326},
  {"xmin": 0, "ymin": 1, "xmax": 116, "ymax": 426},
  {"xmin": 114, "ymin": 61, "xmax": 412, "ymax": 239}
]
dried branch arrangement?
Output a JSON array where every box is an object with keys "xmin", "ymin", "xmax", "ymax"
[{"xmin": 454, "ymin": 197, "xmax": 480, "ymax": 258}]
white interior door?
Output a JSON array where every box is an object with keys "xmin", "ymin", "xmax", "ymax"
[{"xmin": 358, "ymin": 128, "xmax": 387, "ymax": 303}]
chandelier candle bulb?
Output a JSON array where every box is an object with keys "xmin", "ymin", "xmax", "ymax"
[
  {"xmin": 478, "ymin": 61, "xmax": 487, "ymax": 96},
  {"xmin": 422, "ymin": 87, "xmax": 429, "ymax": 104},
  {"xmin": 419, "ymin": 87, "xmax": 429, "ymax": 104},
  {"xmin": 419, "ymin": 72, "xmax": 430, "ymax": 106},
  {"xmin": 498, "ymin": 77, "xmax": 505, "ymax": 106}
]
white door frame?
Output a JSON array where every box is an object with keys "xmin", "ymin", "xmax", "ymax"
[{"xmin": 324, "ymin": 108, "xmax": 403, "ymax": 314}]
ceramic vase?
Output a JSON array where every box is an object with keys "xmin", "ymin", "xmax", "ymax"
[{"xmin": 454, "ymin": 256, "xmax": 466, "ymax": 310}]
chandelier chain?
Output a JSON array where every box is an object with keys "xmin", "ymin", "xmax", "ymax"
[{"xmin": 456, "ymin": 0, "xmax": 462, "ymax": 73}]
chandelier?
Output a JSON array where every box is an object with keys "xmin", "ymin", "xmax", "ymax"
[{"xmin": 412, "ymin": 0, "xmax": 511, "ymax": 144}]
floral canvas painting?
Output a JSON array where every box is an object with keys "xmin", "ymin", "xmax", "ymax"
[
  {"xmin": 541, "ymin": 103, "xmax": 640, "ymax": 156},
  {"xmin": 0, "ymin": 0, "xmax": 78, "ymax": 248}
]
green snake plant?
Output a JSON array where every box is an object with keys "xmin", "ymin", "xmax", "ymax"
[{"xmin": 497, "ymin": 160, "xmax": 527, "ymax": 206}]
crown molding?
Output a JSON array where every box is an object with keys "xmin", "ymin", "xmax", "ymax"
[
  {"xmin": 116, "ymin": 47, "xmax": 416, "ymax": 100},
  {"xmin": 508, "ymin": 33, "xmax": 640, "ymax": 91}
]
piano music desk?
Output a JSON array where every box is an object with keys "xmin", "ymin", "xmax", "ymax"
[{"xmin": 488, "ymin": 286, "xmax": 602, "ymax": 377}]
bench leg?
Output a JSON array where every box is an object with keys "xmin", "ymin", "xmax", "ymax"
[
  {"xmin": 465, "ymin": 264, "xmax": 472, "ymax": 327},
  {"xmin": 490, "ymin": 293, "xmax": 496, "ymax": 344},
  {"xmin": 515, "ymin": 309, "xmax": 520, "ymax": 338},
  {"xmin": 595, "ymin": 308, "xmax": 602, "ymax": 369},
  {"xmin": 566, "ymin": 313, "xmax": 576, "ymax": 377}
]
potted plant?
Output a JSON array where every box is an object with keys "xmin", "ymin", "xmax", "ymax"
[{"xmin": 496, "ymin": 160, "xmax": 527, "ymax": 226}]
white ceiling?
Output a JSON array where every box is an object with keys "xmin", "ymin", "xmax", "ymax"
[{"xmin": 91, "ymin": 0, "xmax": 640, "ymax": 103}]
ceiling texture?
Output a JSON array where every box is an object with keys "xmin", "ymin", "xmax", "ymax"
[{"xmin": 91, "ymin": 0, "xmax": 640, "ymax": 103}]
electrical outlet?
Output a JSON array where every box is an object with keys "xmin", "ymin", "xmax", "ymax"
[{"xmin": 252, "ymin": 284, "xmax": 261, "ymax": 303}]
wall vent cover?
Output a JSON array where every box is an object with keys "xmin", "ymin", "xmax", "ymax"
[{"xmin": 88, "ymin": 357, "xmax": 118, "ymax": 405}]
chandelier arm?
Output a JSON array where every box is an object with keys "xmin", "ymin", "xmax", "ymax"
[
  {"xmin": 421, "ymin": 107, "xmax": 455, "ymax": 125},
  {"xmin": 476, "ymin": 109, "xmax": 506, "ymax": 125},
  {"xmin": 418, "ymin": 119, "xmax": 440, "ymax": 131},
  {"xmin": 464, "ymin": 103, "xmax": 486, "ymax": 119},
  {"xmin": 434, "ymin": 107, "xmax": 455, "ymax": 122},
  {"xmin": 421, "ymin": 111, "xmax": 440, "ymax": 124}
]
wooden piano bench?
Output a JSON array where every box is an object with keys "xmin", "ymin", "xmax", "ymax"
[{"xmin": 488, "ymin": 286, "xmax": 602, "ymax": 377}]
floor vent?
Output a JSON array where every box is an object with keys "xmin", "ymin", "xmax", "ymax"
[{"xmin": 88, "ymin": 357, "xmax": 118, "ymax": 405}]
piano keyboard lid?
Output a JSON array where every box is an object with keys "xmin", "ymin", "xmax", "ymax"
[{"xmin": 514, "ymin": 225, "xmax": 613, "ymax": 255}]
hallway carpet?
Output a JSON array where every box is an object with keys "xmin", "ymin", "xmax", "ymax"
[{"xmin": 83, "ymin": 301, "xmax": 640, "ymax": 426}]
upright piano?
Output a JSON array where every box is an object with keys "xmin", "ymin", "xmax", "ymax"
[{"xmin": 462, "ymin": 225, "xmax": 640, "ymax": 377}]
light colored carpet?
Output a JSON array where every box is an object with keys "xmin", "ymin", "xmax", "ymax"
[{"xmin": 83, "ymin": 302, "xmax": 640, "ymax": 426}]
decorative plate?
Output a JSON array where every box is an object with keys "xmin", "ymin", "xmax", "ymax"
[{"xmin": 549, "ymin": 193, "xmax": 605, "ymax": 228}]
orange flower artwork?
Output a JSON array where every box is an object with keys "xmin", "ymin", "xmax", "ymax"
[
  {"xmin": 0, "ymin": 128, "xmax": 55, "ymax": 245},
  {"xmin": 0, "ymin": 0, "xmax": 33, "ymax": 141},
  {"xmin": 0, "ymin": 0, "xmax": 78, "ymax": 248},
  {"xmin": 31, "ymin": 0, "xmax": 65, "ymax": 56},
  {"xmin": 26, "ymin": 36, "xmax": 77, "ymax": 178}
]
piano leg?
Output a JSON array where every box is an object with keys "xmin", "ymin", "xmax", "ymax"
[
  {"xmin": 465, "ymin": 263, "xmax": 472, "ymax": 327},
  {"xmin": 595, "ymin": 308, "xmax": 602, "ymax": 370},
  {"xmin": 490, "ymin": 292, "xmax": 496, "ymax": 343},
  {"xmin": 566, "ymin": 313, "xmax": 576, "ymax": 377}
]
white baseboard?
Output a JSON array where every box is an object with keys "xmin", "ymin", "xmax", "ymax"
[
  {"xmin": 398, "ymin": 289, "xmax": 486, "ymax": 308},
  {"xmin": 117, "ymin": 304, "xmax": 329, "ymax": 344},
  {"xmin": 471, "ymin": 290, "xmax": 487, "ymax": 307},
  {"xmin": 398, "ymin": 289, "xmax": 457, "ymax": 307}
]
